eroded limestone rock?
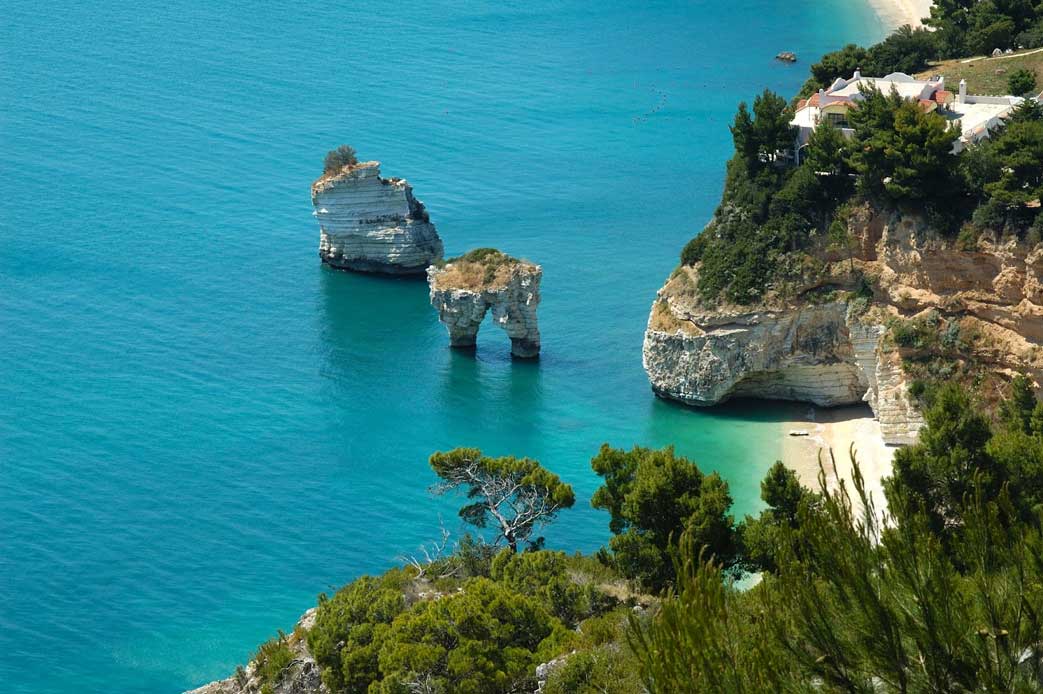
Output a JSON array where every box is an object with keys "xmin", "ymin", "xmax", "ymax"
[
  {"xmin": 428, "ymin": 250, "xmax": 541, "ymax": 358},
  {"xmin": 312, "ymin": 161, "xmax": 443, "ymax": 275},
  {"xmin": 643, "ymin": 204, "xmax": 1043, "ymax": 445}
]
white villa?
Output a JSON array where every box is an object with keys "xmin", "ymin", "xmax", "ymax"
[{"xmin": 791, "ymin": 70, "xmax": 1024, "ymax": 159}]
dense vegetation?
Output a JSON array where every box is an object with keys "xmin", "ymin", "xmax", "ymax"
[
  {"xmin": 926, "ymin": 0, "xmax": 1043, "ymax": 57},
  {"xmin": 680, "ymin": 86, "xmax": 1043, "ymax": 305},
  {"xmin": 677, "ymin": 0, "xmax": 1043, "ymax": 306},
  {"xmin": 239, "ymin": 377, "xmax": 1043, "ymax": 693},
  {"xmin": 630, "ymin": 380, "xmax": 1043, "ymax": 692},
  {"xmin": 590, "ymin": 444, "xmax": 739, "ymax": 590},
  {"xmin": 1010, "ymin": 67, "xmax": 1039, "ymax": 96}
]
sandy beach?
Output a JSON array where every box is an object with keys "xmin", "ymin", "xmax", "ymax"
[
  {"xmin": 780, "ymin": 404, "xmax": 895, "ymax": 514},
  {"xmin": 866, "ymin": 0, "xmax": 933, "ymax": 29}
]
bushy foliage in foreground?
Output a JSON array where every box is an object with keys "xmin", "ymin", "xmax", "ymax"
[
  {"xmin": 374, "ymin": 577, "xmax": 569, "ymax": 693},
  {"xmin": 630, "ymin": 380, "xmax": 1043, "ymax": 692},
  {"xmin": 238, "ymin": 377, "xmax": 1043, "ymax": 693},
  {"xmin": 591, "ymin": 444, "xmax": 738, "ymax": 590},
  {"xmin": 303, "ymin": 548, "xmax": 626, "ymax": 693}
]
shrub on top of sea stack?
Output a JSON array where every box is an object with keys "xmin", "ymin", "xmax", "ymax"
[{"xmin": 323, "ymin": 145, "xmax": 358, "ymax": 175}]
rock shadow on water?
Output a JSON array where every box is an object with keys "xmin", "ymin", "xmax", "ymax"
[
  {"xmin": 435, "ymin": 340, "xmax": 546, "ymax": 449},
  {"xmin": 316, "ymin": 266, "xmax": 442, "ymax": 387}
]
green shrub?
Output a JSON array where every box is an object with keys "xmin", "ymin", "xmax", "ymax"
[
  {"xmin": 956, "ymin": 223, "xmax": 981, "ymax": 250},
  {"xmin": 253, "ymin": 631, "xmax": 296, "ymax": 694},
  {"xmin": 591, "ymin": 444, "xmax": 738, "ymax": 590},
  {"xmin": 542, "ymin": 646, "xmax": 642, "ymax": 694},
  {"xmin": 307, "ymin": 569, "xmax": 411, "ymax": 692},
  {"xmin": 323, "ymin": 145, "xmax": 358, "ymax": 175},
  {"xmin": 680, "ymin": 233, "xmax": 708, "ymax": 266},
  {"xmin": 490, "ymin": 549, "xmax": 613, "ymax": 626},
  {"xmin": 890, "ymin": 313, "xmax": 940, "ymax": 350},
  {"xmin": 375, "ymin": 577, "xmax": 571, "ymax": 694},
  {"xmin": 908, "ymin": 378, "xmax": 927, "ymax": 399},
  {"xmin": 1008, "ymin": 68, "xmax": 1038, "ymax": 96},
  {"xmin": 576, "ymin": 610, "xmax": 629, "ymax": 647}
]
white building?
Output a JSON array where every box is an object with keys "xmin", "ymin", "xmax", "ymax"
[{"xmin": 791, "ymin": 70, "xmax": 1024, "ymax": 159}]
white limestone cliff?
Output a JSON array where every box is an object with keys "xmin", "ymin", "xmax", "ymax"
[
  {"xmin": 644, "ymin": 205, "xmax": 1043, "ymax": 445},
  {"xmin": 312, "ymin": 161, "xmax": 443, "ymax": 274},
  {"xmin": 427, "ymin": 251, "xmax": 541, "ymax": 358}
]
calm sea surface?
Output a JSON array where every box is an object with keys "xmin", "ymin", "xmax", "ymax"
[{"xmin": 1, "ymin": 2, "xmax": 883, "ymax": 690}]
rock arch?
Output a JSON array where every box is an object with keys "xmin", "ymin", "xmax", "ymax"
[{"xmin": 428, "ymin": 251, "xmax": 541, "ymax": 359}]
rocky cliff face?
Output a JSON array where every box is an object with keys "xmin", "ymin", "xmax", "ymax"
[
  {"xmin": 186, "ymin": 609, "xmax": 326, "ymax": 694},
  {"xmin": 644, "ymin": 204, "xmax": 1043, "ymax": 445},
  {"xmin": 428, "ymin": 252, "xmax": 541, "ymax": 358},
  {"xmin": 312, "ymin": 161, "xmax": 443, "ymax": 274}
]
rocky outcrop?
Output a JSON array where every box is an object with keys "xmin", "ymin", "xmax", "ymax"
[
  {"xmin": 312, "ymin": 161, "xmax": 443, "ymax": 274},
  {"xmin": 428, "ymin": 250, "xmax": 541, "ymax": 358},
  {"xmin": 644, "ymin": 205, "xmax": 1043, "ymax": 445},
  {"xmin": 186, "ymin": 609, "xmax": 326, "ymax": 694}
]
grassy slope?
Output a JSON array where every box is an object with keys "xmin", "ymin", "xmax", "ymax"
[{"xmin": 916, "ymin": 48, "xmax": 1043, "ymax": 95}]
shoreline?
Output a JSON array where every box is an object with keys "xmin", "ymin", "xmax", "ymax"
[
  {"xmin": 865, "ymin": 0, "xmax": 932, "ymax": 30},
  {"xmin": 768, "ymin": 0, "xmax": 934, "ymax": 503},
  {"xmin": 778, "ymin": 404, "xmax": 895, "ymax": 513}
]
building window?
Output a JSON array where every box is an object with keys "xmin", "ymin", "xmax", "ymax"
[{"xmin": 826, "ymin": 112, "xmax": 849, "ymax": 128}]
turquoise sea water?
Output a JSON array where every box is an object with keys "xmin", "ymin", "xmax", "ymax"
[{"xmin": 1, "ymin": 2, "xmax": 884, "ymax": 691}]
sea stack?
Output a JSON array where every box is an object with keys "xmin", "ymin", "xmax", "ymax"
[
  {"xmin": 312, "ymin": 160, "xmax": 443, "ymax": 275},
  {"xmin": 428, "ymin": 249, "xmax": 541, "ymax": 358}
]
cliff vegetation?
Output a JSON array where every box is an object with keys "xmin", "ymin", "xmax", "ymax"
[
  {"xmin": 195, "ymin": 381, "xmax": 1043, "ymax": 693},
  {"xmin": 681, "ymin": 92, "xmax": 1042, "ymax": 307},
  {"xmin": 431, "ymin": 248, "xmax": 535, "ymax": 291},
  {"xmin": 648, "ymin": 66, "xmax": 1043, "ymax": 417}
]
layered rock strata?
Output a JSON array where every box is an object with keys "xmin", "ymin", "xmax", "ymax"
[
  {"xmin": 312, "ymin": 161, "xmax": 443, "ymax": 274},
  {"xmin": 186, "ymin": 609, "xmax": 326, "ymax": 694},
  {"xmin": 644, "ymin": 205, "xmax": 1043, "ymax": 445},
  {"xmin": 428, "ymin": 251, "xmax": 542, "ymax": 358}
]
